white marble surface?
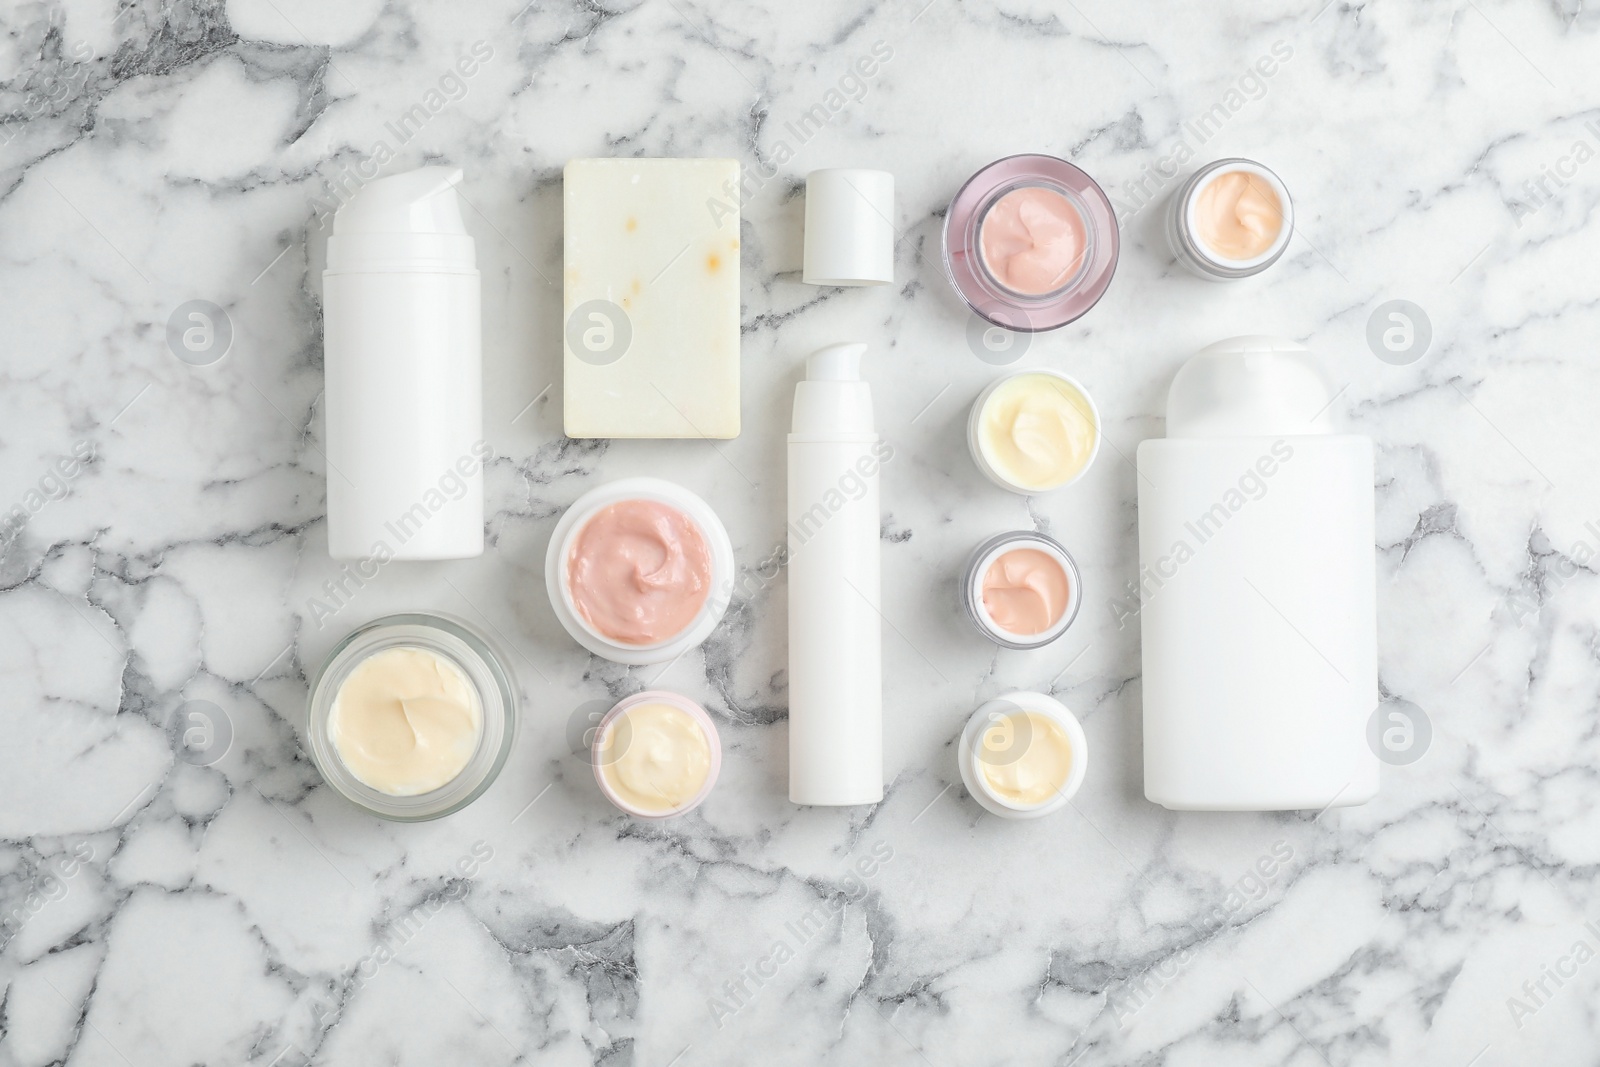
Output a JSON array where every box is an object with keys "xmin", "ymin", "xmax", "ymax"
[{"xmin": 2, "ymin": 0, "xmax": 1599, "ymax": 1064}]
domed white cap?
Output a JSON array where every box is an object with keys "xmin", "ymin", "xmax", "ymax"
[
  {"xmin": 325, "ymin": 166, "xmax": 475, "ymax": 274},
  {"xmin": 802, "ymin": 169, "xmax": 894, "ymax": 286},
  {"xmin": 1166, "ymin": 336, "xmax": 1334, "ymax": 438}
]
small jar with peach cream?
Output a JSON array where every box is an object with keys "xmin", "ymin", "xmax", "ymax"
[
  {"xmin": 958, "ymin": 691, "xmax": 1088, "ymax": 820},
  {"xmin": 1166, "ymin": 158, "xmax": 1293, "ymax": 281},
  {"xmin": 961, "ymin": 531, "xmax": 1082, "ymax": 650},
  {"xmin": 546, "ymin": 477, "xmax": 735, "ymax": 666}
]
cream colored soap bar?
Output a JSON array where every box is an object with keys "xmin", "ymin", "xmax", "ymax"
[{"xmin": 563, "ymin": 158, "xmax": 741, "ymax": 439}]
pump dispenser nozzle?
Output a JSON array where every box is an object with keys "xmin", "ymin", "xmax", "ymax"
[
  {"xmin": 792, "ymin": 342, "xmax": 873, "ymax": 436},
  {"xmin": 333, "ymin": 167, "xmax": 468, "ymax": 235},
  {"xmin": 806, "ymin": 342, "xmax": 866, "ymax": 381},
  {"xmin": 325, "ymin": 166, "xmax": 475, "ymax": 274}
]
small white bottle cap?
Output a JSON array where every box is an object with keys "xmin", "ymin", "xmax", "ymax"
[{"xmin": 802, "ymin": 169, "xmax": 894, "ymax": 286}]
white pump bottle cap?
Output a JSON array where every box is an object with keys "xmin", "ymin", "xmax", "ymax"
[
  {"xmin": 325, "ymin": 166, "xmax": 476, "ymax": 275},
  {"xmin": 802, "ymin": 169, "xmax": 895, "ymax": 286},
  {"xmin": 791, "ymin": 342, "xmax": 873, "ymax": 436},
  {"xmin": 1165, "ymin": 336, "xmax": 1333, "ymax": 438}
]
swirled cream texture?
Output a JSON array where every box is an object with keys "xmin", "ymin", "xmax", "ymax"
[
  {"xmin": 978, "ymin": 374, "xmax": 1097, "ymax": 490},
  {"xmin": 977, "ymin": 709, "xmax": 1074, "ymax": 807},
  {"xmin": 568, "ymin": 500, "xmax": 712, "ymax": 645},
  {"xmin": 328, "ymin": 646, "xmax": 483, "ymax": 795},
  {"xmin": 596, "ymin": 701, "xmax": 713, "ymax": 814},
  {"xmin": 982, "ymin": 548, "xmax": 1071, "ymax": 635},
  {"xmin": 1194, "ymin": 171, "xmax": 1282, "ymax": 260},
  {"xmin": 978, "ymin": 186, "xmax": 1088, "ymax": 295}
]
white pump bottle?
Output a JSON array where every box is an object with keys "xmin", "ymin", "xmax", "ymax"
[
  {"xmin": 787, "ymin": 343, "xmax": 884, "ymax": 806},
  {"xmin": 323, "ymin": 166, "xmax": 483, "ymax": 561},
  {"xmin": 1138, "ymin": 337, "xmax": 1379, "ymax": 811}
]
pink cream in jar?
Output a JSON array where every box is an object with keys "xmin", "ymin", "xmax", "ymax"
[
  {"xmin": 962, "ymin": 531, "xmax": 1082, "ymax": 649},
  {"xmin": 567, "ymin": 499, "xmax": 713, "ymax": 646},
  {"xmin": 943, "ymin": 154, "xmax": 1119, "ymax": 333},
  {"xmin": 981, "ymin": 548, "xmax": 1073, "ymax": 635},
  {"xmin": 979, "ymin": 187, "xmax": 1090, "ymax": 296}
]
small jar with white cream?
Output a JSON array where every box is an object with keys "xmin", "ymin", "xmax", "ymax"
[
  {"xmin": 1166, "ymin": 158, "xmax": 1293, "ymax": 281},
  {"xmin": 958, "ymin": 691, "xmax": 1088, "ymax": 820},
  {"xmin": 962, "ymin": 531, "xmax": 1082, "ymax": 649},
  {"xmin": 968, "ymin": 369, "xmax": 1100, "ymax": 494},
  {"xmin": 306, "ymin": 613, "xmax": 517, "ymax": 821},
  {"xmin": 546, "ymin": 477, "xmax": 735, "ymax": 666},
  {"xmin": 591, "ymin": 690, "xmax": 721, "ymax": 818}
]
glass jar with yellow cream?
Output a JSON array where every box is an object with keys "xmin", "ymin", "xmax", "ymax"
[
  {"xmin": 306, "ymin": 613, "xmax": 517, "ymax": 821},
  {"xmin": 967, "ymin": 370, "xmax": 1100, "ymax": 494}
]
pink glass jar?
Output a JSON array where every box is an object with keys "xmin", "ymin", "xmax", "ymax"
[{"xmin": 943, "ymin": 154, "xmax": 1119, "ymax": 333}]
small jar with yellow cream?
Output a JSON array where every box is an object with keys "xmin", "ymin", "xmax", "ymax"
[
  {"xmin": 958, "ymin": 691, "xmax": 1088, "ymax": 819},
  {"xmin": 306, "ymin": 613, "xmax": 517, "ymax": 821},
  {"xmin": 967, "ymin": 370, "xmax": 1100, "ymax": 494},
  {"xmin": 592, "ymin": 690, "xmax": 721, "ymax": 818},
  {"xmin": 1167, "ymin": 158, "xmax": 1293, "ymax": 281}
]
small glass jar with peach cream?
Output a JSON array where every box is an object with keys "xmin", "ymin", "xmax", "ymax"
[
  {"xmin": 591, "ymin": 690, "xmax": 722, "ymax": 818},
  {"xmin": 958, "ymin": 691, "xmax": 1088, "ymax": 820},
  {"xmin": 1166, "ymin": 158, "xmax": 1293, "ymax": 281},
  {"xmin": 962, "ymin": 531, "xmax": 1082, "ymax": 650},
  {"xmin": 306, "ymin": 613, "xmax": 518, "ymax": 821},
  {"xmin": 546, "ymin": 477, "xmax": 735, "ymax": 666}
]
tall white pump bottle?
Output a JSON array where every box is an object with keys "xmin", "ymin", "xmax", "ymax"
[
  {"xmin": 1137, "ymin": 337, "xmax": 1379, "ymax": 811},
  {"xmin": 787, "ymin": 343, "xmax": 884, "ymax": 806},
  {"xmin": 323, "ymin": 166, "xmax": 483, "ymax": 560}
]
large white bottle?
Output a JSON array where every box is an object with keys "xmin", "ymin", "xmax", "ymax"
[
  {"xmin": 323, "ymin": 166, "xmax": 483, "ymax": 560},
  {"xmin": 787, "ymin": 343, "xmax": 883, "ymax": 806},
  {"xmin": 1138, "ymin": 337, "xmax": 1379, "ymax": 811}
]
